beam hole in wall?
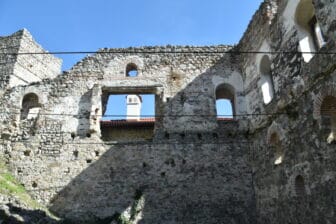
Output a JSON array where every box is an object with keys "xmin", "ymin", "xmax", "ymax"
[
  {"xmin": 126, "ymin": 63, "xmax": 138, "ymax": 77},
  {"xmin": 95, "ymin": 151, "xmax": 100, "ymax": 157},
  {"xmin": 294, "ymin": 0, "xmax": 325, "ymax": 62},
  {"xmin": 295, "ymin": 175, "xmax": 306, "ymax": 197},
  {"xmin": 169, "ymin": 72, "xmax": 183, "ymax": 86},
  {"xmin": 73, "ymin": 150, "xmax": 79, "ymax": 159},
  {"xmin": 17, "ymin": 168, "xmax": 23, "ymax": 174},
  {"xmin": 320, "ymin": 96, "xmax": 336, "ymax": 144},
  {"xmin": 86, "ymin": 133, "xmax": 91, "ymax": 138},
  {"xmin": 100, "ymin": 93, "xmax": 155, "ymax": 142},
  {"xmin": 23, "ymin": 150, "xmax": 31, "ymax": 156},
  {"xmin": 165, "ymin": 158, "xmax": 175, "ymax": 167},
  {"xmin": 216, "ymin": 83, "xmax": 235, "ymax": 120},
  {"xmin": 86, "ymin": 159, "xmax": 92, "ymax": 164},
  {"xmin": 64, "ymin": 167, "xmax": 70, "ymax": 174},
  {"xmin": 260, "ymin": 55, "xmax": 274, "ymax": 104},
  {"xmin": 32, "ymin": 182, "xmax": 37, "ymax": 188},
  {"xmin": 71, "ymin": 132, "xmax": 76, "ymax": 139}
]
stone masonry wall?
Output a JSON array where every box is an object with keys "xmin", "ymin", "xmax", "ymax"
[
  {"xmin": 238, "ymin": 0, "xmax": 336, "ymax": 223},
  {"xmin": 11, "ymin": 29, "xmax": 62, "ymax": 87},
  {"xmin": 0, "ymin": 44, "xmax": 255, "ymax": 223},
  {"xmin": 0, "ymin": 0, "xmax": 335, "ymax": 223},
  {"xmin": 0, "ymin": 31, "xmax": 21, "ymax": 89},
  {"xmin": 0, "ymin": 29, "xmax": 62, "ymax": 89}
]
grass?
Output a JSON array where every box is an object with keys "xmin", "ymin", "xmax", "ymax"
[
  {"xmin": 0, "ymin": 156, "xmax": 59, "ymax": 220},
  {"xmin": 0, "ymin": 159, "xmax": 40, "ymax": 209}
]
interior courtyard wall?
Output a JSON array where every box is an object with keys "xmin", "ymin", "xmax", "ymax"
[{"xmin": 0, "ymin": 0, "xmax": 335, "ymax": 223}]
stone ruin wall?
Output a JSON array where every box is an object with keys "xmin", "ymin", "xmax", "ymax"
[
  {"xmin": 0, "ymin": 0, "xmax": 336, "ymax": 223},
  {"xmin": 0, "ymin": 29, "xmax": 62, "ymax": 90},
  {"xmin": 0, "ymin": 30, "xmax": 21, "ymax": 89},
  {"xmin": 237, "ymin": 0, "xmax": 336, "ymax": 223},
  {"xmin": 0, "ymin": 44, "xmax": 255, "ymax": 223}
]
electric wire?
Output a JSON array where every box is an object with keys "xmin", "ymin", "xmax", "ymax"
[
  {"xmin": 3, "ymin": 139, "xmax": 253, "ymax": 145},
  {"xmin": 0, "ymin": 50, "xmax": 336, "ymax": 55},
  {"xmin": 0, "ymin": 111, "xmax": 303, "ymax": 118}
]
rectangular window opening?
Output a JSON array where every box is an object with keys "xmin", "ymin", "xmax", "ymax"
[{"xmin": 100, "ymin": 93, "xmax": 156, "ymax": 142}]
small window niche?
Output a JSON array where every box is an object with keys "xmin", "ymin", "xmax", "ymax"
[
  {"xmin": 269, "ymin": 132, "xmax": 283, "ymax": 165},
  {"xmin": 320, "ymin": 96, "xmax": 336, "ymax": 144},
  {"xmin": 215, "ymin": 83, "xmax": 235, "ymax": 120},
  {"xmin": 295, "ymin": 175, "xmax": 306, "ymax": 197},
  {"xmin": 126, "ymin": 63, "xmax": 138, "ymax": 77},
  {"xmin": 260, "ymin": 55, "xmax": 274, "ymax": 105},
  {"xmin": 21, "ymin": 93, "xmax": 41, "ymax": 120},
  {"xmin": 295, "ymin": 0, "xmax": 325, "ymax": 62}
]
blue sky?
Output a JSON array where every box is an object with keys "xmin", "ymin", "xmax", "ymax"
[{"xmin": 0, "ymin": 0, "xmax": 263, "ymax": 119}]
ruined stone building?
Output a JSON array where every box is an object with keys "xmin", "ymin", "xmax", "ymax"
[{"xmin": 0, "ymin": 0, "xmax": 335, "ymax": 223}]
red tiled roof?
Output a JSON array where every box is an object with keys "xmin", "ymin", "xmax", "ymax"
[
  {"xmin": 101, "ymin": 117, "xmax": 235, "ymax": 128},
  {"xmin": 217, "ymin": 117, "xmax": 235, "ymax": 121}
]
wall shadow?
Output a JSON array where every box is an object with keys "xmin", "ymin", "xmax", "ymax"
[
  {"xmin": 76, "ymin": 89, "xmax": 93, "ymax": 138},
  {"xmin": 0, "ymin": 203, "xmax": 57, "ymax": 224}
]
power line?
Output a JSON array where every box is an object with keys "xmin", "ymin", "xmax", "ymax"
[
  {"xmin": 0, "ymin": 111, "xmax": 302, "ymax": 118},
  {"xmin": 0, "ymin": 50, "xmax": 335, "ymax": 55},
  {"xmin": 2, "ymin": 140, "xmax": 253, "ymax": 145}
]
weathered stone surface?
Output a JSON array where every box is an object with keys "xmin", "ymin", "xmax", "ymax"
[{"xmin": 0, "ymin": 0, "xmax": 335, "ymax": 223}]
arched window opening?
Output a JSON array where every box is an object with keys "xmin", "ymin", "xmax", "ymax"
[
  {"xmin": 216, "ymin": 84, "xmax": 235, "ymax": 119},
  {"xmin": 295, "ymin": 0, "xmax": 325, "ymax": 62},
  {"xmin": 269, "ymin": 132, "xmax": 283, "ymax": 165},
  {"xmin": 126, "ymin": 63, "xmax": 138, "ymax": 77},
  {"xmin": 295, "ymin": 175, "xmax": 306, "ymax": 197},
  {"xmin": 321, "ymin": 96, "xmax": 336, "ymax": 144},
  {"xmin": 21, "ymin": 93, "xmax": 40, "ymax": 120},
  {"xmin": 260, "ymin": 55, "xmax": 274, "ymax": 104}
]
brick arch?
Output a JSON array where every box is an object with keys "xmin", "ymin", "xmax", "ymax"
[{"xmin": 313, "ymin": 83, "xmax": 336, "ymax": 122}]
